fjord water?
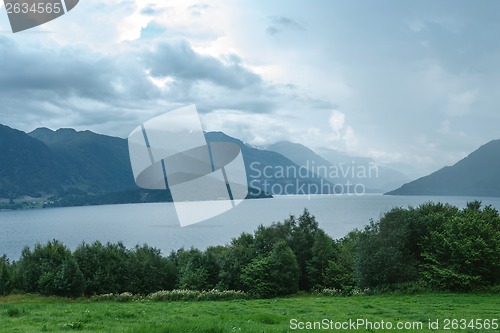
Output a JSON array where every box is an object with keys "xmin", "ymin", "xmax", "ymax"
[{"xmin": 2, "ymin": 194, "xmax": 500, "ymax": 260}]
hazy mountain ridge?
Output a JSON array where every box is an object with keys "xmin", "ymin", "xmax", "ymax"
[
  {"xmin": 0, "ymin": 125, "xmax": 335, "ymax": 205},
  {"xmin": 205, "ymin": 132, "xmax": 337, "ymax": 195},
  {"xmin": 3, "ymin": 123, "xmax": 498, "ymax": 203},
  {"xmin": 386, "ymin": 139, "xmax": 500, "ymax": 197},
  {"xmin": 266, "ymin": 141, "xmax": 410, "ymax": 192}
]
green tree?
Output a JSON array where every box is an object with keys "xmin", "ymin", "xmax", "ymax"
[
  {"xmin": 253, "ymin": 218, "xmax": 294, "ymax": 256},
  {"xmin": 291, "ymin": 209, "xmax": 319, "ymax": 290},
  {"xmin": 323, "ymin": 230, "xmax": 361, "ymax": 290},
  {"xmin": 268, "ymin": 240, "xmax": 300, "ymax": 296},
  {"xmin": 0, "ymin": 255, "xmax": 12, "ymax": 296},
  {"xmin": 217, "ymin": 233, "xmax": 256, "ymax": 290},
  {"xmin": 53, "ymin": 257, "xmax": 86, "ymax": 297},
  {"xmin": 204, "ymin": 246, "xmax": 226, "ymax": 289},
  {"xmin": 74, "ymin": 241, "xmax": 130, "ymax": 295},
  {"xmin": 128, "ymin": 245, "xmax": 177, "ymax": 294},
  {"xmin": 306, "ymin": 229, "xmax": 337, "ymax": 289},
  {"xmin": 241, "ymin": 256, "xmax": 273, "ymax": 297},
  {"xmin": 16, "ymin": 240, "xmax": 73, "ymax": 295},
  {"xmin": 354, "ymin": 203, "xmax": 459, "ymax": 288},
  {"xmin": 174, "ymin": 248, "xmax": 209, "ymax": 290},
  {"xmin": 241, "ymin": 241, "xmax": 299, "ymax": 297},
  {"xmin": 421, "ymin": 204, "xmax": 500, "ymax": 290}
]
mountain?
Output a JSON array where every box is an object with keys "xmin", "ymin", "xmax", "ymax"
[
  {"xmin": 267, "ymin": 141, "xmax": 409, "ymax": 192},
  {"xmin": 206, "ymin": 132, "xmax": 336, "ymax": 195},
  {"xmin": 386, "ymin": 139, "xmax": 500, "ymax": 197},
  {"xmin": 0, "ymin": 124, "xmax": 63, "ymax": 198},
  {"xmin": 29, "ymin": 127, "xmax": 136, "ymax": 194},
  {"xmin": 0, "ymin": 124, "xmax": 337, "ymax": 208},
  {"xmin": 315, "ymin": 147, "xmax": 372, "ymax": 165}
]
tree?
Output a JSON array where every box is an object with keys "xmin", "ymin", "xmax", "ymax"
[
  {"xmin": 128, "ymin": 245, "xmax": 177, "ymax": 294},
  {"xmin": 241, "ymin": 256, "xmax": 273, "ymax": 297},
  {"xmin": 291, "ymin": 209, "xmax": 319, "ymax": 290},
  {"xmin": 268, "ymin": 240, "xmax": 300, "ymax": 296},
  {"xmin": 74, "ymin": 241, "xmax": 131, "ymax": 295},
  {"xmin": 174, "ymin": 248, "xmax": 209, "ymax": 290},
  {"xmin": 53, "ymin": 257, "xmax": 86, "ymax": 297},
  {"xmin": 241, "ymin": 241, "xmax": 299, "ymax": 297},
  {"xmin": 204, "ymin": 246, "xmax": 226, "ymax": 289},
  {"xmin": 323, "ymin": 230, "xmax": 361, "ymax": 290},
  {"xmin": 306, "ymin": 229, "xmax": 337, "ymax": 289},
  {"xmin": 217, "ymin": 233, "xmax": 256, "ymax": 290},
  {"xmin": 421, "ymin": 204, "xmax": 500, "ymax": 290},
  {"xmin": 15, "ymin": 240, "xmax": 73, "ymax": 295},
  {"xmin": 0, "ymin": 255, "xmax": 12, "ymax": 296},
  {"xmin": 253, "ymin": 218, "xmax": 294, "ymax": 256}
]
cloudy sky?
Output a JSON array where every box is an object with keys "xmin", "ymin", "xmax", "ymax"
[{"xmin": 0, "ymin": 0, "xmax": 499, "ymax": 176}]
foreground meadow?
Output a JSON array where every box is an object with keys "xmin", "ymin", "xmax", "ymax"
[{"xmin": 0, "ymin": 293, "xmax": 498, "ymax": 332}]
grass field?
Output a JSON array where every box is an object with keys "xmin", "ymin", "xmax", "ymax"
[{"xmin": 0, "ymin": 293, "xmax": 498, "ymax": 332}]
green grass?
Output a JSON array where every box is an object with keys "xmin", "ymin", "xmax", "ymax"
[{"xmin": 0, "ymin": 293, "xmax": 498, "ymax": 332}]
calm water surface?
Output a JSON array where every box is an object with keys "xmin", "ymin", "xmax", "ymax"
[{"xmin": 1, "ymin": 194, "xmax": 500, "ymax": 259}]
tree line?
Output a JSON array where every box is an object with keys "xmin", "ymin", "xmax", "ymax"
[{"xmin": 0, "ymin": 201, "xmax": 498, "ymax": 298}]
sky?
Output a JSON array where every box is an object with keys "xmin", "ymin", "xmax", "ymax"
[{"xmin": 0, "ymin": 0, "xmax": 499, "ymax": 176}]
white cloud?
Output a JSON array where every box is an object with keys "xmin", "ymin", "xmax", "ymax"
[
  {"xmin": 328, "ymin": 111, "xmax": 345, "ymax": 134},
  {"xmin": 444, "ymin": 90, "xmax": 477, "ymax": 116},
  {"xmin": 201, "ymin": 109, "xmax": 290, "ymax": 146}
]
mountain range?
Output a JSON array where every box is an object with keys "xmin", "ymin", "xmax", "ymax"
[
  {"xmin": 0, "ymin": 124, "xmax": 340, "ymax": 207},
  {"xmin": 266, "ymin": 142, "xmax": 409, "ymax": 192},
  {"xmin": 2, "ymin": 122, "xmax": 498, "ymax": 209},
  {"xmin": 386, "ymin": 139, "xmax": 500, "ymax": 197}
]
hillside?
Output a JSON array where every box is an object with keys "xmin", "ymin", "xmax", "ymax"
[
  {"xmin": 386, "ymin": 139, "xmax": 500, "ymax": 197},
  {"xmin": 29, "ymin": 127, "xmax": 137, "ymax": 194},
  {"xmin": 0, "ymin": 125, "xmax": 63, "ymax": 198}
]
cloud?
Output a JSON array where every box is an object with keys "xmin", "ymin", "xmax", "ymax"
[
  {"xmin": 143, "ymin": 41, "xmax": 262, "ymax": 89},
  {"xmin": 266, "ymin": 16, "xmax": 305, "ymax": 35},
  {"xmin": 0, "ymin": 36, "xmax": 165, "ymax": 134},
  {"xmin": 1, "ymin": 0, "xmax": 499, "ymax": 177},
  {"xmin": 201, "ymin": 109, "xmax": 291, "ymax": 145},
  {"xmin": 188, "ymin": 4, "xmax": 211, "ymax": 16},
  {"xmin": 444, "ymin": 90, "xmax": 477, "ymax": 116},
  {"xmin": 329, "ymin": 111, "xmax": 345, "ymax": 134}
]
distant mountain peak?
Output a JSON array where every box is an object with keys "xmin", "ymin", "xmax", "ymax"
[{"xmin": 386, "ymin": 139, "xmax": 500, "ymax": 197}]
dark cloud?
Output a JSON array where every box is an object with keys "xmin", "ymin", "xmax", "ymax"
[
  {"xmin": 143, "ymin": 41, "xmax": 262, "ymax": 89},
  {"xmin": 0, "ymin": 36, "xmax": 308, "ymax": 136},
  {"xmin": 266, "ymin": 16, "xmax": 305, "ymax": 36},
  {"xmin": 0, "ymin": 36, "xmax": 163, "ymax": 134},
  {"xmin": 0, "ymin": 37, "xmax": 158, "ymax": 102}
]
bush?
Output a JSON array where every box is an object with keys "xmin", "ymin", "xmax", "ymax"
[{"xmin": 91, "ymin": 289, "xmax": 248, "ymax": 302}]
